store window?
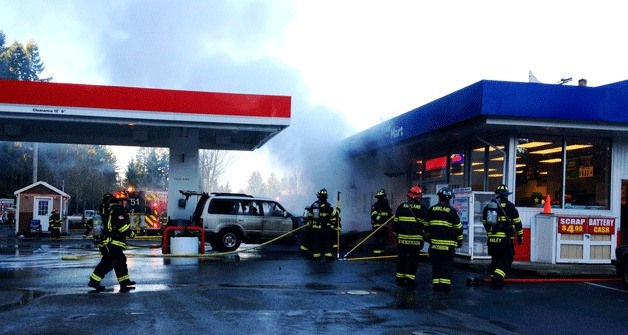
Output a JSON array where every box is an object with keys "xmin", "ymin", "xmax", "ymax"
[
  {"xmin": 471, "ymin": 138, "xmax": 506, "ymax": 192},
  {"xmin": 515, "ymin": 136, "xmax": 562, "ymax": 207},
  {"xmin": 470, "ymin": 142, "xmax": 486, "ymax": 191},
  {"xmin": 564, "ymin": 137, "xmax": 610, "ymax": 209},
  {"xmin": 514, "ymin": 136, "xmax": 610, "ymax": 209},
  {"xmin": 449, "ymin": 151, "xmax": 465, "ymax": 189}
]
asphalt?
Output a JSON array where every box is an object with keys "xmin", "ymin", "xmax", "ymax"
[{"xmin": 0, "ymin": 224, "xmax": 620, "ymax": 311}]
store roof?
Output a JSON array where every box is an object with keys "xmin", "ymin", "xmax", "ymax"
[{"xmin": 345, "ymin": 79, "xmax": 628, "ymax": 155}]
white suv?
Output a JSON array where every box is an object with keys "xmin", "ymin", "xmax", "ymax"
[{"xmin": 190, "ymin": 192, "xmax": 299, "ymax": 252}]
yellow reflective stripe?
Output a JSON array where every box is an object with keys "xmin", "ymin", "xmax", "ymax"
[
  {"xmin": 397, "ymin": 217, "xmax": 418, "ymax": 222},
  {"xmin": 396, "ymin": 273, "xmax": 405, "ymax": 279},
  {"xmin": 440, "ymin": 278, "xmax": 451, "ymax": 284},
  {"xmin": 432, "ymin": 278, "xmax": 440, "ymax": 284},
  {"xmin": 118, "ymin": 275, "xmax": 130, "ymax": 282},
  {"xmin": 453, "ymin": 223, "xmax": 462, "ymax": 229},
  {"xmin": 397, "ymin": 234, "xmax": 422, "ymax": 240},
  {"xmin": 91, "ymin": 273, "xmax": 102, "ymax": 281},
  {"xmin": 110, "ymin": 240, "xmax": 126, "ymax": 248},
  {"xmin": 430, "ymin": 220, "xmax": 452, "ymax": 227},
  {"xmin": 488, "ymin": 232, "xmax": 507, "ymax": 237},
  {"xmin": 494, "ymin": 269, "xmax": 506, "ymax": 278},
  {"xmin": 119, "ymin": 223, "xmax": 131, "ymax": 232},
  {"xmin": 431, "ymin": 239, "xmax": 457, "ymax": 246},
  {"xmin": 405, "ymin": 274, "xmax": 416, "ymax": 280}
]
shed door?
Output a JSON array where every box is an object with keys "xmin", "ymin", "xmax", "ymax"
[{"xmin": 33, "ymin": 197, "xmax": 53, "ymax": 231}]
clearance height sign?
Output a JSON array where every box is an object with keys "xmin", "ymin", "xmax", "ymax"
[{"xmin": 558, "ymin": 216, "xmax": 616, "ymax": 235}]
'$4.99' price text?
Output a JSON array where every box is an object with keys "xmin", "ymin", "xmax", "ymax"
[{"xmin": 560, "ymin": 224, "xmax": 584, "ymax": 234}]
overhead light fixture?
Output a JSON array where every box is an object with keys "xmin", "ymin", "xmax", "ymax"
[
  {"xmin": 516, "ymin": 170, "xmax": 523, "ymax": 174},
  {"xmin": 539, "ymin": 171, "xmax": 548, "ymax": 175},
  {"xmin": 517, "ymin": 141, "xmax": 552, "ymax": 149},
  {"xmin": 539, "ymin": 158, "xmax": 562, "ymax": 163},
  {"xmin": 516, "ymin": 164, "xmax": 526, "ymax": 168},
  {"xmin": 530, "ymin": 144, "xmax": 593, "ymax": 155},
  {"xmin": 473, "ymin": 146, "xmax": 504, "ymax": 152},
  {"xmin": 489, "ymin": 173, "xmax": 504, "ymax": 177}
]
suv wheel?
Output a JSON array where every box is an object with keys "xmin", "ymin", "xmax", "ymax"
[{"xmin": 216, "ymin": 228, "xmax": 241, "ymax": 252}]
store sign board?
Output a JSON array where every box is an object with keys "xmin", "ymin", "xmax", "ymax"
[
  {"xmin": 587, "ymin": 217, "xmax": 615, "ymax": 235},
  {"xmin": 557, "ymin": 216, "xmax": 615, "ymax": 235},
  {"xmin": 558, "ymin": 216, "xmax": 587, "ymax": 234}
]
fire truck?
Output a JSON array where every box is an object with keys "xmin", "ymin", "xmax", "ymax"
[{"xmin": 125, "ymin": 187, "xmax": 168, "ymax": 235}]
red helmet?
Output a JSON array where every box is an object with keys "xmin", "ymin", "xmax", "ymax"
[
  {"xmin": 407, "ymin": 185, "xmax": 423, "ymax": 199},
  {"xmin": 113, "ymin": 190, "xmax": 128, "ymax": 201}
]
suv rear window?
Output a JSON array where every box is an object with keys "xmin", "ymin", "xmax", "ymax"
[{"xmin": 208, "ymin": 199, "xmax": 237, "ymax": 215}]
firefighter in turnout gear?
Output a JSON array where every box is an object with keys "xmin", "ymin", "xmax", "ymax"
[
  {"xmin": 425, "ymin": 187, "xmax": 462, "ymax": 292},
  {"xmin": 392, "ymin": 186, "xmax": 427, "ymax": 288},
  {"xmin": 88, "ymin": 191, "xmax": 137, "ymax": 292},
  {"xmin": 371, "ymin": 189, "xmax": 392, "ymax": 254},
  {"xmin": 304, "ymin": 189, "xmax": 335, "ymax": 261},
  {"xmin": 49, "ymin": 209, "xmax": 62, "ymax": 241},
  {"xmin": 482, "ymin": 184, "xmax": 523, "ymax": 288}
]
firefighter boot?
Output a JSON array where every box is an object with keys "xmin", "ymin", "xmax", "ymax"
[
  {"xmin": 119, "ymin": 279, "xmax": 136, "ymax": 292},
  {"xmin": 88, "ymin": 279, "xmax": 106, "ymax": 292}
]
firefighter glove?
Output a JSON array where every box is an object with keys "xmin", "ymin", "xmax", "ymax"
[{"xmin": 517, "ymin": 235, "xmax": 523, "ymax": 245}]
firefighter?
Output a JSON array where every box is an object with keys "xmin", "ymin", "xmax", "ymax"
[
  {"xmin": 425, "ymin": 187, "xmax": 462, "ymax": 292},
  {"xmin": 371, "ymin": 189, "xmax": 392, "ymax": 254},
  {"xmin": 304, "ymin": 188, "xmax": 335, "ymax": 261},
  {"xmin": 88, "ymin": 191, "xmax": 137, "ymax": 292},
  {"xmin": 392, "ymin": 185, "xmax": 427, "ymax": 288},
  {"xmin": 329, "ymin": 206, "xmax": 341, "ymax": 255},
  {"xmin": 482, "ymin": 184, "xmax": 523, "ymax": 288},
  {"xmin": 49, "ymin": 209, "xmax": 62, "ymax": 241}
]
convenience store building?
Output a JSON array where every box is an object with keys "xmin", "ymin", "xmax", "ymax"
[{"xmin": 341, "ymin": 79, "xmax": 628, "ymax": 264}]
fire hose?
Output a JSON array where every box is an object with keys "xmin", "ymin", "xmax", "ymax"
[
  {"xmin": 339, "ymin": 215, "xmax": 396, "ymax": 261},
  {"xmin": 62, "ymin": 225, "xmax": 306, "ymax": 261},
  {"xmin": 466, "ymin": 276, "xmax": 620, "ymax": 287}
]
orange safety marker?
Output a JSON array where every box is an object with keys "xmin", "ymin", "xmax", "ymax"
[{"xmin": 542, "ymin": 194, "xmax": 552, "ymax": 214}]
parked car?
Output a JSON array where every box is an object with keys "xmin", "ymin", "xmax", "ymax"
[
  {"xmin": 612, "ymin": 244, "xmax": 628, "ymax": 289},
  {"xmin": 191, "ymin": 192, "xmax": 301, "ymax": 252}
]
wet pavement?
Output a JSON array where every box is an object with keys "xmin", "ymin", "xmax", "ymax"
[{"xmin": 0, "ymin": 224, "xmax": 624, "ymax": 335}]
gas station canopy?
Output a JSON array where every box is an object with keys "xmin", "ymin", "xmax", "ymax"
[{"xmin": 0, "ymin": 80, "xmax": 291, "ymax": 150}]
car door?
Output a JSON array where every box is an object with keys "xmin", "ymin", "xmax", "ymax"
[
  {"xmin": 237, "ymin": 200, "xmax": 262, "ymax": 238},
  {"xmin": 204, "ymin": 198, "xmax": 238, "ymax": 233},
  {"xmin": 259, "ymin": 201, "xmax": 292, "ymax": 237}
]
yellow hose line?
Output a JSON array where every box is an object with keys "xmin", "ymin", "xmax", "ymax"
[
  {"xmin": 342, "ymin": 216, "xmax": 395, "ymax": 259},
  {"xmin": 62, "ymin": 225, "xmax": 306, "ymax": 261},
  {"xmin": 343, "ymin": 255, "xmax": 398, "ymax": 261}
]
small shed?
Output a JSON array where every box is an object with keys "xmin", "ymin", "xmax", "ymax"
[{"xmin": 14, "ymin": 181, "xmax": 70, "ymax": 236}]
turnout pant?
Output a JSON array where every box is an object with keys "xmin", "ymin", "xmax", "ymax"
[
  {"xmin": 90, "ymin": 244, "xmax": 131, "ymax": 284},
  {"xmin": 372, "ymin": 225, "xmax": 388, "ymax": 253},
  {"xmin": 395, "ymin": 243, "xmax": 422, "ymax": 285},
  {"xmin": 429, "ymin": 246, "xmax": 455, "ymax": 290},
  {"xmin": 50, "ymin": 228, "xmax": 61, "ymax": 240},
  {"xmin": 487, "ymin": 241, "xmax": 514, "ymax": 287},
  {"xmin": 310, "ymin": 227, "xmax": 333, "ymax": 259}
]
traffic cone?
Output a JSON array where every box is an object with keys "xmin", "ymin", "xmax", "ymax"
[{"xmin": 542, "ymin": 194, "xmax": 552, "ymax": 214}]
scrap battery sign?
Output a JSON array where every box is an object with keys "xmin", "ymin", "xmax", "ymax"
[{"xmin": 558, "ymin": 216, "xmax": 616, "ymax": 235}]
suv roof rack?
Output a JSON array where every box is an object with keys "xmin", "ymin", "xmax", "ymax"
[{"xmin": 209, "ymin": 192, "xmax": 254, "ymax": 198}]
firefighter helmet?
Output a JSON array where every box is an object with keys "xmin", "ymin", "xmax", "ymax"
[
  {"xmin": 407, "ymin": 185, "xmax": 423, "ymax": 199},
  {"xmin": 495, "ymin": 184, "xmax": 512, "ymax": 196},
  {"xmin": 375, "ymin": 189, "xmax": 387, "ymax": 198},
  {"xmin": 437, "ymin": 187, "xmax": 454, "ymax": 202},
  {"xmin": 317, "ymin": 188, "xmax": 328, "ymax": 199},
  {"xmin": 102, "ymin": 192, "xmax": 115, "ymax": 204},
  {"xmin": 113, "ymin": 190, "xmax": 128, "ymax": 201}
]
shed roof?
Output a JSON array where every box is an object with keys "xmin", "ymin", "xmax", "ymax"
[{"xmin": 14, "ymin": 181, "xmax": 71, "ymax": 198}]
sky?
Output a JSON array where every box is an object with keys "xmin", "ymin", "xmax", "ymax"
[{"xmin": 2, "ymin": 0, "xmax": 627, "ymax": 192}]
